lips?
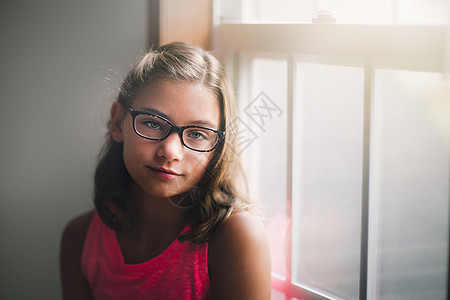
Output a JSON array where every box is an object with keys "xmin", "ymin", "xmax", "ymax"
[{"xmin": 148, "ymin": 166, "xmax": 181, "ymax": 180}]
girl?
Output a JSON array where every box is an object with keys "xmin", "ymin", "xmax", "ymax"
[{"xmin": 60, "ymin": 42, "xmax": 271, "ymax": 299}]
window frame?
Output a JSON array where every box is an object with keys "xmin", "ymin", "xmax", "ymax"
[{"xmin": 215, "ymin": 21, "xmax": 449, "ymax": 300}]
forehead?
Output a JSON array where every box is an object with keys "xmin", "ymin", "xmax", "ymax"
[{"xmin": 132, "ymin": 79, "xmax": 221, "ymax": 127}]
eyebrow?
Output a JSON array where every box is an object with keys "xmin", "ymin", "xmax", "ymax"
[{"xmin": 136, "ymin": 106, "xmax": 219, "ymax": 128}]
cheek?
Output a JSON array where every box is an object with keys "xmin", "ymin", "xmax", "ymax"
[
  {"xmin": 186, "ymin": 153, "xmax": 215, "ymax": 180},
  {"xmin": 122, "ymin": 142, "xmax": 140, "ymax": 176},
  {"xmin": 121, "ymin": 132, "xmax": 150, "ymax": 173}
]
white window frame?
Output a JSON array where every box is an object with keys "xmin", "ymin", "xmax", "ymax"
[{"xmin": 214, "ymin": 19, "xmax": 449, "ymax": 300}]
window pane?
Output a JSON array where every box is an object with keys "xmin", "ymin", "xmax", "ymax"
[
  {"xmin": 368, "ymin": 69, "xmax": 450, "ymax": 300},
  {"xmin": 245, "ymin": 0, "xmax": 312, "ymax": 23},
  {"xmin": 239, "ymin": 57, "xmax": 288, "ymax": 278},
  {"xmin": 397, "ymin": 0, "xmax": 450, "ymax": 24},
  {"xmin": 317, "ymin": 0, "xmax": 391, "ymax": 24},
  {"xmin": 292, "ymin": 61, "xmax": 364, "ymax": 299},
  {"xmin": 219, "ymin": 0, "xmax": 313, "ymax": 23}
]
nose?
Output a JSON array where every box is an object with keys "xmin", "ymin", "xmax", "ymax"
[{"xmin": 156, "ymin": 131, "xmax": 184, "ymax": 161}]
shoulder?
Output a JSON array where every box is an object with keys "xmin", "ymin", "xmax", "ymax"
[
  {"xmin": 210, "ymin": 211, "xmax": 268, "ymax": 251},
  {"xmin": 60, "ymin": 210, "xmax": 95, "ymax": 300},
  {"xmin": 60, "ymin": 210, "xmax": 95, "ymax": 267},
  {"xmin": 61, "ymin": 210, "xmax": 95, "ymax": 246},
  {"xmin": 208, "ymin": 211, "xmax": 271, "ymax": 299}
]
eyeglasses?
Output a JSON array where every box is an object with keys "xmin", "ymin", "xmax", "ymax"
[{"xmin": 127, "ymin": 107, "xmax": 225, "ymax": 152}]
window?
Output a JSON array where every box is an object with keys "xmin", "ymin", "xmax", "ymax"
[{"xmin": 214, "ymin": 1, "xmax": 450, "ymax": 299}]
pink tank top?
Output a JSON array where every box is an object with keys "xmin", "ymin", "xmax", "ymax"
[{"xmin": 82, "ymin": 213, "xmax": 210, "ymax": 300}]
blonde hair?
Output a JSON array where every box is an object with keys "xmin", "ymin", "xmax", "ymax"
[{"xmin": 94, "ymin": 42, "xmax": 253, "ymax": 244}]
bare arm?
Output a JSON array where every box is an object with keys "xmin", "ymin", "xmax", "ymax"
[
  {"xmin": 60, "ymin": 210, "xmax": 95, "ymax": 300},
  {"xmin": 208, "ymin": 211, "xmax": 271, "ymax": 299}
]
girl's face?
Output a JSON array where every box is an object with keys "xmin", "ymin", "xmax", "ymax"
[{"xmin": 112, "ymin": 79, "xmax": 221, "ymax": 202}]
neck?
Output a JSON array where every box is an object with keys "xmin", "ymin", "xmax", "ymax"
[
  {"xmin": 115, "ymin": 183, "xmax": 195, "ymax": 264},
  {"xmin": 125, "ymin": 182, "xmax": 193, "ymax": 233}
]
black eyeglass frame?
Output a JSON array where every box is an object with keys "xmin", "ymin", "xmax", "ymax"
[{"xmin": 127, "ymin": 107, "xmax": 225, "ymax": 153}]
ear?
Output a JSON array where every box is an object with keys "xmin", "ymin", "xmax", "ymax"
[{"xmin": 110, "ymin": 102, "xmax": 126, "ymax": 142}]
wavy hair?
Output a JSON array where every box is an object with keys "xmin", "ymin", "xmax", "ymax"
[{"xmin": 94, "ymin": 42, "xmax": 253, "ymax": 244}]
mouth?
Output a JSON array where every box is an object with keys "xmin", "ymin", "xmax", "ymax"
[{"xmin": 148, "ymin": 166, "xmax": 181, "ymax": 180}]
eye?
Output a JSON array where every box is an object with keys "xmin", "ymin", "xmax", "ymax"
[
  {"xmin": 143, "ymin": 120, "xmax": 163, "ymax": 130},
  {"xmin": 186, "ymin": 130, "xmax": 208, "ymax": 140},
  {"xmin": 138, "ymin": 116, "xmax": 166, "ymax": 131},
  {"xmin": 134, "ymin": 114, "xmax": 171, "ymax": 140}
]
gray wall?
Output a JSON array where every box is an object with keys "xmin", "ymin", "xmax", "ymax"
[{"xmin": 0, "ymin": 1, "xmax": 148, "ymax": 299}]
